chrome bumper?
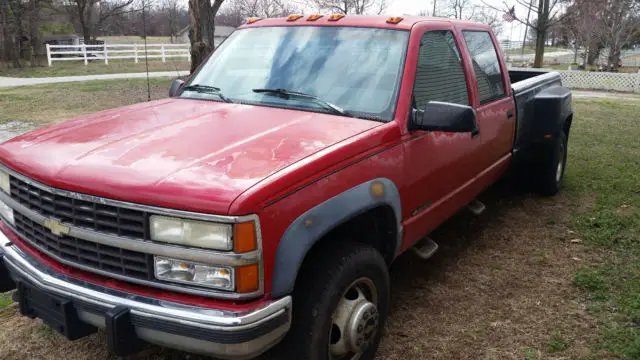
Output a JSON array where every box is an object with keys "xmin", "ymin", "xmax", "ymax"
[{"xmin": 0, "ymin": 230, "xmax": 291, "ymax": 359}]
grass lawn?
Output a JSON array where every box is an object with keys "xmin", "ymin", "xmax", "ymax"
[
  {"xmin": 0, "ymin": 85, "xmax": 637, "ymax": 359},
  {"xmin": 0, "ymin": 78, "xmax": 171, "ymax": 128},
  {"xmin": 0, "ymin": 292, "xmax": 13, "ymax": 308},
  {"xmin": 0, "ymin": 59, "xmax": 190, "ymax": 78},
  {"xmin": 567, "ymin": 100, "xmax": 640, "ymax": 358}
]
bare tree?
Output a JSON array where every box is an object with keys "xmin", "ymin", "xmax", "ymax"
[
  {"xmin": 0, "ymin": 0, "xmax": 15, "ymax": 63},
  {"xmin": 52, "ymin": 0, "xmax": 137, "ymax": 42},
  {"xmin": 189, "ymin": 0, "xmax": 223, "ymax": 72},
  {"xmin": 482, "ymin": 0, "xmax": 566, "ymax": 67},
  {"xmin": 307, "ymin": 0, "xmax": 387, "ymax": 15},
  {"xmin": 7, "ymin": 0, "xmax": 28, "ymax": 66},
  {"xmin": 445, "ymin": 0, "xmax": 475, "ymax": 19},
  {"xmin": 162, "ymin": 0, "xmax": 181, "ymax": 42},
  {"xmin": 228, "ymin": 0, "xmax": 298, "ymax": 18},
  {"xmin": 441, "ymin": 1, "xmax": 503, "ymax": 37},
  {"xmin": 595, "ymin": 0, "xmax": 640, "ymax": 69}
]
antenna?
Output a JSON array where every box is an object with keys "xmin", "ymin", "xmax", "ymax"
[{"xmin": 142, "ymin": 0, "xmax": 151, "ymax": 101}]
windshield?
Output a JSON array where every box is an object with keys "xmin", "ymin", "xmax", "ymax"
[{"xmin": 182, "ymin": 26, "xmax": 410, "ymax": 121}]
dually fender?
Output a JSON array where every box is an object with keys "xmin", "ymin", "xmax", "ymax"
[
  {"xmin": 533, "ymin": 85, "xmax": 573, "ymax": 138},
  {"xmin": 270, "ymin": 178, "xmax": 402, "ymax": 298}
]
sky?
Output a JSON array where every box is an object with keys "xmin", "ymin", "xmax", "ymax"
[{"xmin": 384, "ymin": 0, "xmax": 531, "ymax": 41}]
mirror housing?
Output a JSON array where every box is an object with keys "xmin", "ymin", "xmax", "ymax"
[
  {"xmin": 412, "ymin": 101, "xmax": 479, "ymax": 136},
  {"xmin": 169, "ymin": 79, "xmax": 185, "ymax": 97}
]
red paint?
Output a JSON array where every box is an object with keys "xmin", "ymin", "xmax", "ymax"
[{"xmin": 0, "ymin": 17, "xmax": 516, "ymax": 308}]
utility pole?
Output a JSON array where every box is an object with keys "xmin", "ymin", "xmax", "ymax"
[{"xmin": 432, "ymin": 0, "xmax": 437, "ymax": 16}]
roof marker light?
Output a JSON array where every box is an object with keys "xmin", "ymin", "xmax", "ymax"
[
  {"xmin": 386, "ymin": 16, "xmax": 404, "ymax": 24},
  {"xmin": 247, "ymin": 17, "xmax": 262, "ymax": 24},
  {"xmin": 328, "ymin": 14, "xmax": 345, "ymax": 21},
  {"xmin": 307, "ymin": 14, "xmax": 323, "ymax": 21},
  {"xmin": 287, "ymin": 14, "xmax": 304, "ymax": 21}
]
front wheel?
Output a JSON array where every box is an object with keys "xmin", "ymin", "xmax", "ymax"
[{"xmin": 286, "ymin": 242, "xmax": 390, "ymax": 360}]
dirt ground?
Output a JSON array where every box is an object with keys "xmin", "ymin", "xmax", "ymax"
[{"xmin": 0, "ymin": 186, "xmax": 600, "ymax": 360}]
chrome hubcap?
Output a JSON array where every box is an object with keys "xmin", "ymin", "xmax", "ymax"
[{"xmin": 330, "ymin": 278, "xmax": 379, "ymax": 359}]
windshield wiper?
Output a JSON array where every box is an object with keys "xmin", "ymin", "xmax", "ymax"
[
  {"xmin": 182, "ymin": 84, "xmax": 233, "ymax": 103},
  {"xmin": 252, "ymin": 88, "xmax": 352, "ymax": 117}
]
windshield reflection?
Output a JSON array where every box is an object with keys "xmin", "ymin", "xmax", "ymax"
[{"xmin": 182, "ymin": 26, "xmax": 410, "ymax": 120}]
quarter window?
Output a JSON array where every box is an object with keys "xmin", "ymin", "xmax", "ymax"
[
  {"xmin": 413, "ymin": 30, "xmax": 469, "ymax": 110},
  {"xmin": 462, "ymin": 31, "xmax": 506, "ymax": 104}
]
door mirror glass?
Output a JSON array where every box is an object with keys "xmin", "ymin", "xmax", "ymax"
[
  {"xmin": 169, "ymin": 79, "xmax": 184, "ymax": 97},
  {"xmin": 412, "ymin": 101, "xmax": 479, "ymax": 134}
]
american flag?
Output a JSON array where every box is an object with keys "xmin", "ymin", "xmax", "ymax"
[{"xmin": 503, "ymin": 6, "xmax": 516, "ymax": 22}]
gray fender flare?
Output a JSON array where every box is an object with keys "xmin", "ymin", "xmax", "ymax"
[{"xmin": 270, "ymin": 178, "xmax": 402, "ymax": 298}]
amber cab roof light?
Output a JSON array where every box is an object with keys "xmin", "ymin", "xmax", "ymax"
[
  {"xmin": 246, "ymin": 17, "xmax": 262, "ymax": 24},
  {"xmin": 328, "ymin": 14, "xmax": 345, "ymax": 21},
  {"xmin": 307, "ymin": 14, "xmax": 323, "ymax": 21},
  {"xmin": 287, "ymin": 14, "xmax": 304, "ymax": 21},
  {"xmin": 386, "ymin": 16, "xmax": 404, "ymax": 24}
]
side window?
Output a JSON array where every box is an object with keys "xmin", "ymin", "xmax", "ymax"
[
  {"xmin": 462, "ymin": 31, "xmax": 506, "ymax": 104},
  {"xmin": 413, "ymin": 30, "xmax": 469, "ymax": 110}
]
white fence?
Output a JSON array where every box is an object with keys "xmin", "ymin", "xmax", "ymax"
[
  {"xmin": 511, "ymin": 67, "xmax": 640, "ymax": 93},
  {"xmin": 46, "ymin": 43, "xmax": 190, "ymax": 66}
]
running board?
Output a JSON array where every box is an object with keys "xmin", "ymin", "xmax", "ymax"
[
  {"xmin": 467, "ymin": 199, "xmax": 486, "ymax": 216},
  {"xmin": 411, "ymin": 237, "xmax": 439, "ymax": 260}
]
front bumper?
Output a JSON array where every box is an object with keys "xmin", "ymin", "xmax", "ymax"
[{"xmin": 0, "ymin": 230, "xmax": 291, "ymax": 359}]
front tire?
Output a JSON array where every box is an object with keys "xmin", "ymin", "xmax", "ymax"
[{"xmin": 286, "ymin": 242, "xmax": 390, "ymax": 360}]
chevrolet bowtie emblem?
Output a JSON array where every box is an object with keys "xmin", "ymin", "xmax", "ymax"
[{"xmin": 43, "ymin": 219, "xmax": 70, "ymax": 236}]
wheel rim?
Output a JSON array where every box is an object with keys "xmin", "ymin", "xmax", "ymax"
[
  {"xmin": 556, "ymin": 141, "xmax": 565, "ymax": 183},
  {"xmin": 329, "ymin": 278, "xmax": 379, "ymax": 360}
]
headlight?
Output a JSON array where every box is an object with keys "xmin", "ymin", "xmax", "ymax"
[
  {"xmin": 0, "ymin": 199, "xmax": 13, "ymax": 225},
  {"xmin": 0, "ymin": 171, "xmax": 10, "ymax": 194},
  {"xmin": 150, "ymin": 215, "xmax": 233, "ymax": 250},
  {"xmin": 154, "ymin": 256, "xmax": 234, "ymax": 291}
]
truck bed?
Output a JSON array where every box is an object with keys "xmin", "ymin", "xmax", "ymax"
[{"xmin": 508, "ymin": 69, "xmax": 570, "ymax": 156}]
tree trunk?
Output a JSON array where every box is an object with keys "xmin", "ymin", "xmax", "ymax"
[
  {"xmin": 77, "ymin": 3, "xmax": 92, "ymax": 44},
  {"xmin": 29, "ymin": 0, "xmax": 41, "ymax": 67},
  {"xmin": 0, "ymin": 0, "xmax": 13, "ymax": 63},
  {"xmin": 533, "ymin": 28, "xmax": 545, "ymax": 68},
  {"xmin": 188, "ymin": 0, "xmax": 223, "ymax": 73},
  {"xmin": 587, "ymin": 45, "xmax": 601, "ymax": 66}
]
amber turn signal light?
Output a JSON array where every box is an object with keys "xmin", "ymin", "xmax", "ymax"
[
  {"xmin": 386, "ymin": 16, "xmax": 403, "ymax": 24},
  {"xmin": 234, "ymin": 222, "xmax": 257, "ymax": 253},
  {"xmin": 236, "ymin": 264, "xmax": 260, "ymax": 293},
  {"xmin": 287, "ymin": 14, "xmax": 304, "ymax": 21}
]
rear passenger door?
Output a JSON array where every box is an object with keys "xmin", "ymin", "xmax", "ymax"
[{"xmin": 460, "ymin": 29, "xmax": 516, "ymax": 174}]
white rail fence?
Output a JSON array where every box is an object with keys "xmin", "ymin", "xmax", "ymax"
[{"xmin": 46, "ymin": 43, "xmax": 190, "ymax": 66}]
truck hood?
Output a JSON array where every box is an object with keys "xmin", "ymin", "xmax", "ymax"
[{"xmin": 0, "ymin": 99, "xmax": 380, "ymax": 214}]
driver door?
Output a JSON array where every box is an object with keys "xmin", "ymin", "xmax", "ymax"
[{"xmin": 400, "ymin": 25, "xmax": 483, "ymax": 247}]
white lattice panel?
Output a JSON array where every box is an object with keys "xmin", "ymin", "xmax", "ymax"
[{"xmin": 558, "ymin": 71, "xmax": 640, "ymax": 93}]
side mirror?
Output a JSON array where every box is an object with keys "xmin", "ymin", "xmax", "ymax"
[
  {"xmin": 412, "ymin": 101, "xmax": 479, "ymax": 136},
  {"xmin": 169, "ymin": 79, "xmax": 185, "ymax": 97}
]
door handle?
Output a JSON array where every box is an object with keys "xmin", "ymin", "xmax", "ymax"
[{"xmin": 506, "ymin": 110, "xmax": 514, "ymax": 120}]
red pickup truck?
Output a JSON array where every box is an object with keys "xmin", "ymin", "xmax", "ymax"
[{"xmin": 0, "ymin": 15, "xmax": 572, "ymax": 360}]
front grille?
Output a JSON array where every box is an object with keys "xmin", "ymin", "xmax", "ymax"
[
  {"xmin": 9, "ymin": 176, "xmax": 148, "ymax": 239},
  {"xmin": 14, "ymin": 212, "xmax": 154, "ymax": 280}
]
